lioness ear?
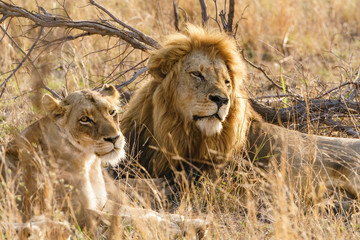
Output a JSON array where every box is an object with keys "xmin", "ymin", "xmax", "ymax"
[
  {"xmin": 100, "ymin": 84, "xmax": 120, "ymax": 105},
  {"xmin": 42, "ymin": 94, "xmax": 65, "ymax": 120}
]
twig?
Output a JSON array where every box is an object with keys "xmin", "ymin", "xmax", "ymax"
[
  {"xmin": 107, "ymin": 57, "xmax": 149, "ymax": 86},
  {"xmin": 89, "ymin": 0, "xmax": 160, "ymax": 49},
  {"xmin": 219, "ymin": 10, "xmax": 227, "ymax": 31},
  {"xmin": 256, "ymin": 94, "xmax": 294, "ymax": 100},
  {"xmin": 173, "ymin": 0, "xmax": 180, "ymax": 31},
  {"xmin": 38, "ymin": 32, "xmax": 93, "ymax": 47},
  {"xmin": 115, "ymin": 67, "xmax": 148, "ymax": 90},
  {"xmin": 0, "ymin": 0, "xmax": 155, "ymax": 51},
  {"xmin": 199, "ymin": 0, "xmax": 209, "ymax": 27},
  {"xmin": 210, "ymin": 0, "xmax": 221, "ymax": 31},
  {"xmin": 178, "ymin": 7, "xmax": 188, "ymax": 23},
  {"xmin": 315, "ymin": 81, "xmax": 360, "ymax": 99},
  {"xmin": 241, "ymin": 50, "xmax": 296, "ymax": 95},
  {"xmin": 0, "ymin": 26, "xmax": 43, "ymax": 98},
  {"xmin": 43, "ymin": 86, "xmax": 62, "ymax": 99}
]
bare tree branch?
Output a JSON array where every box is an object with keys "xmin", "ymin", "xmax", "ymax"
[
  {"xmin": 219, "ymin": 0, "xmax": 235, "ymax": 32},
  {"xmin": 227, "ymin": 0, "xmax": 235, "ymax": 32},
  {"xmin": 0, "ymin": 0, "xmax": 159, "ymax": 51},
  {"xmin": 0, "ymin": 26, "xmax": 43, "ymax": 98},
  {"xmin": 209, "ymin": 0, "xmax": 222, "ymax": 31},
  {"xmin": 199, "ymin": 0, "xmax": 209, "ymax": 27},
  {"xmin": 107, "ymin": 58, "xmax": 149, "ymax": 86},
  {"xmin": 89, "ymin": 0, "xmax": 160, "ymax": 49},
  {"xmin": 173, "ymin": 0, "xmax": 180, "ymax": 31},
  {"xmin": 115, "ymin": 67, "xmax": 148, "ymax": 91}
]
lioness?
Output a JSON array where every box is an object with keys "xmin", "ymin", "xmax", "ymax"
[
  {"xmin": 3, "ymin": 85, "xmax": 125, "ymax": 228},
  {"xmin": 120, "ymin": 26, "xmax": 360, "ymax": 197}
]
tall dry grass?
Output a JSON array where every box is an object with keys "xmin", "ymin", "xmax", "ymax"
[{"xmin": 1, "ymin": 0, "xmax": 360, "ymax": 239}]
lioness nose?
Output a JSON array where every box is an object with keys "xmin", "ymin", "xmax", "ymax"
[
  {"xmin": 208, "ymin": 94, "xmax": 229, "ymax": 108},
  {"xmin": 104, "ymin": 135, "xmax": 119, "ymax": 144}
]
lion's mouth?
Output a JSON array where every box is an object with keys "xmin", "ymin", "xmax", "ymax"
[
  {"xmin": 95, "ymin": 148, "xmax": 116, "ymax": 156},
  {"xmin": 193, "ymin": 113, "xmax": 222, "ymax": 121}
]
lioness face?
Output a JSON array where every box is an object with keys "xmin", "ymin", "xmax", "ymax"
[
  {"xmin": 43, "ymin": 85, "xmax": 125, "ymax": 166},
  {"xmin": 176, "ymin": 51, "xmax": 232, "ymax": 136}
]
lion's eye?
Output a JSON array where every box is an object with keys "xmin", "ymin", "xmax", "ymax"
[
  {"xmin": 109, "ymin": 109, "xmax": 116, "ymax": 116},
  {"xmin": 190, "ymin": 71, "xmax": 204, "ymax": 80},
  {"xmin": 79, "ymin": 116, "xmax": 92, "ymax": 124},
  {"xmin": 225, "ymin": 79, "xmax": 231, "ymax": 86}
]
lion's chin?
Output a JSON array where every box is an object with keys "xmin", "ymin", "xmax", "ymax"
[
  {"xmin": 195, "ymin": 118, "xmax": 223, "ymax": 136},
  {"xmin": 97, "ymin": 147, "xmax": 126, "ymax": 166}
]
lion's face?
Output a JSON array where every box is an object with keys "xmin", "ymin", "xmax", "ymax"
[
  {"xmin": 42, "ymin": 85, "xmax": 125, "ymax": 166},
  {"xmin": 176, "ymin": 51, "xmax": 232, "ymax": 136}
]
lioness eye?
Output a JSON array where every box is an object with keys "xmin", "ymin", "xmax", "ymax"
[
  {"xmin": 79, "ymin": 116, "xmax": 91, "ymax": 124},
  {"xmin": 190, "ymin": 71, "xmax": 204, "ymax": 80},
  {"xmin": 109, "ymin": 109, "xmax": 116, "ymax": 116},
  {"xmin": 225, "ymin": 79, "xmax": 231, "ymax": 86}
]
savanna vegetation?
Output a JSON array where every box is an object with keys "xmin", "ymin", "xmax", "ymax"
[{"xmin": 0, "ymin": 0, "xmax": 360, "ymax": 239}]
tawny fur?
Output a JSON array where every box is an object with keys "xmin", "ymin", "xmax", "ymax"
[
  {"xmin": 121, "ymin": 26, "xmax": 360, "ymax": 197},
  {"xmin": 4, "ymin": 85, "xmax": 125, "ymax": 228},
  {"xmin": 121, "ymin": 26, "xmax": 258, "ymax": 177}
]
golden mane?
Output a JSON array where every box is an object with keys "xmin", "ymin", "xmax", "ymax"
[{"xmin": 121, "ymin": 26, "xmax": 257, "ymax": 177}]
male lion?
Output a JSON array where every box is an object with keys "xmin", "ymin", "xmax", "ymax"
[{"xmin": 120, "ymin": 26, "xmax": 360, "ymax": 198}]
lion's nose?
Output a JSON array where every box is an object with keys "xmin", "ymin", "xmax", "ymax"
[
  {"xmin": 104, "ymin": 135, "xmax": 119, "ymax": 144},
  {"xmin": 208, "ymin": 94, "xmax": 229, "ymax": 108}
]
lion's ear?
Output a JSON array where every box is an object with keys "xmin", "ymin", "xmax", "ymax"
[
  {"xmin": 148, "ymin": 53, "xmax": 178, "ymax": 80},
  {"xmin": 100, "ymin": 84, "xmax": 120, "ymax": 105},
  {"xmin": 148, "ymin": 41, "xmax": 189, "ymax": 80},
  {"xmin": 42, "ymin": 94, "xmax": 65, "ymax": 120},
  {"xmin": 148, "ymin": 57, "xmax": 168, "ymax": 79}
]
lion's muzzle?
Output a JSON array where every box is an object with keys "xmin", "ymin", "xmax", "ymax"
[
  {"xmin": 95, "ymin": 133, "xmax": 124, "ymax": 156},
  {"xmin": 208, "ymin": 94, "xmax": 229, "ymax": 108},
  {"xmin": 192, "ymin": 96, "xmax": 230, "ymax": 136},
  {"xmin": 193, "ymin": 94, "xmax": 230, "ymax": 123}
]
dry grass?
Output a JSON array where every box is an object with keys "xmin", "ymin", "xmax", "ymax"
[{"xmin": 1, "ymin": 0, "xmax": 360, "ymax": 239}]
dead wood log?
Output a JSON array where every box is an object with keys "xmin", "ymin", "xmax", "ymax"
[
  {"xmin": 250, "ymin": 98, "xmax": 360, "ymax": 123},
  {"xmin": 250, "ymin": 98, "xmax": 360, "ymax": 137}
]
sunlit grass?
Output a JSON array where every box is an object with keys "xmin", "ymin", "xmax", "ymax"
[{"xmin": 0, "ymin": 0, "xmax": 360, "ymax": 239}]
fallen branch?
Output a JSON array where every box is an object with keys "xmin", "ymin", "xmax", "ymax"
[
  {"xmin": 323, "ymin": 118, "xmax": 359, "ymax": 138},
  {"xmin": 250, "ymin": 98, "xmax": 360, "ymax": 123},
  {"xmin": 250, "ymin": 98, "xmax": 360, "ymax": 137}
]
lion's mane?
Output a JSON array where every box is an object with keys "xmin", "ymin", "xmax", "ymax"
[{"xmin": 121, "ymin": 26, "xmax": 257, "ymax": 177}]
